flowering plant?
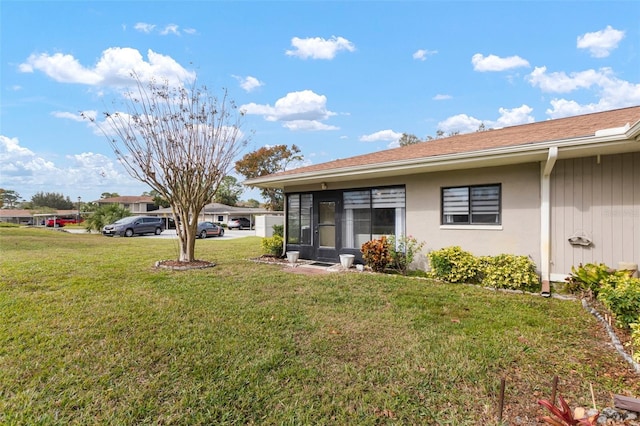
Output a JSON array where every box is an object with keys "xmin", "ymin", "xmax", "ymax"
[{"xmin": 387, "ymin": 235, "xmax": 425, "ymax": 275}]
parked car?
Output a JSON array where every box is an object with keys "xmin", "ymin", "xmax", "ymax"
[
  {"xmin": 102, "ymin": 216, "xmax": 164, "ymax": 237},
  {"xmin": 45, "ymin": 218, "xmax": 83, "ymax": 227},
  {"xmin": 197, "ymin": 221, "xmax": 225, "ymax": 239},
  {"xmin": 227, "ymin": 217, "xmax": 252, "ymax": 229}
]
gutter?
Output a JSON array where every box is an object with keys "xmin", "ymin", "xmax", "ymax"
[{"xmin": 540, "ymin": 147, "xmax": 558, "ymax": 297}]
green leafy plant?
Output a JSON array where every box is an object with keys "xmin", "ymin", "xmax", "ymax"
[
  {"xmin": 565, "ymin": 263, "xmax": 614, "ymax": 297},
  {"xmin": 261, "ymin": 235, "xmax": 284, "ymax": 257},
  {"xmin": 481, "ymin": 254, "xmax": 540, "ymax": 291},
  {"xmin": 84, "ymin": 203, "xmax": 130, "ymax": 232},
  {"xmin": 631, "ymin": 320, "xmax": 640, "ymax": 363},
  {"xmin": 597, "ymin": 275, "xmax": 640, "ymax": 329},
  {"xmin": 427, "ymin": 246, "xmax": 480, "ymax": 283},
  {"xmin": 272, "ymin": 224, "xmax": 284, "ymax": 238},
  {"xmin": 387, "ymin": 235, "xmax": 425, "ymax": 275},
  {"xmin": 361, "ymin": 237, "xmax": 392, "ymax": 272},
  {"xmin": 538, "ymin": 394, "xmax": 598, "ymax": 425}
]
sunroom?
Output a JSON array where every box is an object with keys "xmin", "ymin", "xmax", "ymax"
[{"xmin": 285, "ymin": 186, "xmax": 405, "ymax": 263}]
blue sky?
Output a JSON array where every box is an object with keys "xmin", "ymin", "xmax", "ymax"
[{"xmin": 1, "ymin": 1, "xmax": 639, "ymax": 204}]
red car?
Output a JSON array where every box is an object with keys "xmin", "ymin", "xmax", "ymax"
[{"xmin": 46, "ymin": 218, "xmax": 83, "ymax": 227}]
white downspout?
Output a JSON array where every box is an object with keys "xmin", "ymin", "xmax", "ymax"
[{"xmin": 540, "ymin": 147, "xmax": 558, "ymax": 297}]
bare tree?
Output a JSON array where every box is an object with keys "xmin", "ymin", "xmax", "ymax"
[{"xmin": 85, "ymin": 74, "xmax": 248, "ymax": 263}]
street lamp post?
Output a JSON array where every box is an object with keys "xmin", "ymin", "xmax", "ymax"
[{"xmin": 77, "ymin": 196, "xmax": 81, "ymax": 223}]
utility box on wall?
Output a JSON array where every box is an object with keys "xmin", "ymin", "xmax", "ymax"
[{"xmin": 255, "ymin": 215, "xmax": 284, "ymax": 237}]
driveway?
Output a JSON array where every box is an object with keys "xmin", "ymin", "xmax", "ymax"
[
  {"xmin": 66, "ymin": 228, "xmax": 256, "ymax": 239},
  {"xmin": 150, "ymin": 229, "xmax": 255, "ymax": 240}
]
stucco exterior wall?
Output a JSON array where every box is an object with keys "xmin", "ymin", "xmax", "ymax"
[
  {"xmin": 405, "ymin": 163, "xmax": 541, "ymax": 269},
  {"xmin": 550, "ymin": 152, "xmax": 640, "ymax": 279},
  {"xmin": 284, "ymin": 163, "xmax": 542, "ymax": 270}
]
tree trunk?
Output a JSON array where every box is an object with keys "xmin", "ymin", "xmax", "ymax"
[{"xmin": 175, "ymin": 210, "xmax": 198, "ymax": 262}]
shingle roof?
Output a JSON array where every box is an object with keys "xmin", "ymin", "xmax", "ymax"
[
  {"xmin": 267, "ymin": 105, "xmax": 640, "ymax": 179},
  {"xmin": 95, "ymin": 196, "xmax": 154, "ymax": 204}
]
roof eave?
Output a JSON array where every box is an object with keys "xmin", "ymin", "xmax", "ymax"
[{"xmin": 245, "ymin": 130, "xmax": 640, "ymax": 189}]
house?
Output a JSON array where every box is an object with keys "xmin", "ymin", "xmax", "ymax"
[
  {"xmin": 146, "ymin": 202, "xmax": 283, "ymax": 230},
  {"xmin": 94, "ymin": 196, "xmax": 159, "ymax": 213},
  {"xmin": 0, "ymin": 209, "xmax": 37, "ymax": 224},
  {"xmin": 0, "ymin": 209, "xmax": 80, "ymax": 225},
  {"xmin": 245, "ymin": 106, "xmax": 640, "ymax": 291}
]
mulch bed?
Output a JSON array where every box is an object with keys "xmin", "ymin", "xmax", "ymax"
[{"xmin": 155, "ymin": 259, "xmax": 216, "ymax": 270}]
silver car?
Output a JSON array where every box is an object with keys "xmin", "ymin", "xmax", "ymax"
[{"xmin": 102, "ymin": 216, "xmax": 164, "ymax": 237}]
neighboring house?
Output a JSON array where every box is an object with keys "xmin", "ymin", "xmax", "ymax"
[
  {"xmin": 94, "ymin": 196, "xmax": 159, "ymax": 213},
  {"xmin": 245, "ymin": 106, "xmax": 640, "ymax": 291},
  {"xmin": 0, "ymin": 209, "xmax": 80, "ymax": 225},
  {"xmin": 0, "ymin": 209, "xmax": 37, "ymax": 224},
  {"xmin": 146, "ymin": 202, "xmax": 283, "ymax": 228}
]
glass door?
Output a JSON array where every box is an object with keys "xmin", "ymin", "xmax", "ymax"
[{"xmin": 314, "ymin": 193, "xmax": 340, "ymax": 262}]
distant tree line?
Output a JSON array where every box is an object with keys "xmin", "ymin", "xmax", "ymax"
[{"xmin": 398, "ymin": 123, "xmax": 490, "ymax": 147}]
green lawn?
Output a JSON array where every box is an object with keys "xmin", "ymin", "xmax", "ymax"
[{"xmin": 1, "ymin": 227, "xmax": 638, "ymax": 425}]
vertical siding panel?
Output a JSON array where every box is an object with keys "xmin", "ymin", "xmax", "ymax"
[
  {"xmin": 552, "ymin": 161, "xmax": 566, "ymax": 273},
  {"xmin": 600, "ymin": 156, "xmax": 613, "ymax": 265},
  {"xmin": 634, "ymin": 153, "xmax": 640, "ymax": 264},
  {"xmin": 581, "ymin": 157, "xmax": 594, "ymax": 265},
  {"xmin": 573, "ymin": 158, "xmax": 584, "ymax": 265},
  {"xmin": 591, "ymin": 156, "xmax": 603, "ymax": 266},
  {"xmin": 550, "ymin": 152, "xmax": 639, "ymax": 277},
  {"xmin": 621, "ymin": 154, "xmax": 634, "ymax": 263},
  {"xmin": 565, "ymin": 160, "xmax": 575, "ymax": 267},
  {"xmin": 634, "ymin": 152, "xmax": 640, "ymax": 264},
  {"xmin": 611, "ymin": 155, "xmax": 624, "ymax": 265}
]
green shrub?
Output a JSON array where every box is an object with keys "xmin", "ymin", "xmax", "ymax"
[
  {"xmin": 272, "ymin": 224, "xmax": 284, "ymax": 238},
  {"xmin": 84, "ymin": 204, "xmax": 130, "ymax": 232},
  {"xmin": 631, "ymin": 320, "xmax": 640, "ymax": 363},
  {"xmin": 565, "ymin": 263, "xmax": 615, "ymax": 296},
  {"xmin": 261, "ymin": 235, "xmax": 283, "ymax": 257},
  {"xmin": 597, "ymin": 275, "xmax": 640, "ymax": 329},
  {"xmin": 361, "ymin": 237, "xmax": 392, "ymax": 273},
  {"xmin": 427, "ymin": 246, "xmax": 480, "ymax": 284},
  {"xmin": 480, "ymin": 254, "xmax": 540, "ymax": 291},
  {"xmin": 387, "ymin": 235, "xmax": 425, "ymax": 275}
]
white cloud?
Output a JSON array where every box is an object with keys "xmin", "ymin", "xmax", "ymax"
[
  {"xmin": 282, "ymin": 120, "xmax": 339, "ymax": 131},
  {"xmin": 233, "ymin": 75, "xmax": 264, "ymax": 92},
  {"xmin": 134, "ymin": 22, "xmax": 194, "ymax": 36},
  {"xmin": 493, "ymin": 105, "xmax": 535, "ymax": 127},
  {"xmin": 0, "ymin": 134, "xmax": 150, "ymax": 200},
  {"xmin": 241, "ymin": 90, "xmax": 337, "ymax": 131},
  {"xmin": 0, "ymin": 135, "xmax": 34, "ymax": 157},
  {"xmin": 359, "ymin": 130, "xmax": 403, "ymax": 148},
  {"xmin": 19, "ymin": 47, "xmax": 195, "ymax": 88},
  {"xmin": 160, "ymin": 24, "xmax": 180, "ymax": 36},
  {"xmin": 359, "ymin": 129, "xmax": 402, "ymax": 144},
  {"xmin": 437, "ymin": 105, "xmax": 534, "ymax": 134},
  {"xmin": 527, "ymin": 66, "xmax": 640, "ymax": 117},
  {"xmin": 134, "ymin": 22, "xmax": 156, "ymax": 33},
  {"xmin": 413, "ymin": 49, "xmax": 437, "ymax": 61},
  {"xmin": 19, "ymin": 53, "xmax": 102, "ymax": 84},
  {"xmin": 433, "ymin": 94, "xmax": 452, "ymax": 101},
  {"xmin": 527, "ymin": 66, "xmax": 611, "ymax": 93},
  {"xmin": 51, "ymin": 111, "xmax": 85, "ymax": 122},
  {"xmin": 286, "ymin": 36, "xmax": 355, "ymax": 60},
  {"xmin": 437, "ymin": 114, "xmax": 484, "ymax": 134},
  {"xmin": 471, "ymin": 53, "xmax": 530, "ymax": 72},
  {"xmin": 577, "ymin": 25, "xmax": 625, "ymax": 58}
]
